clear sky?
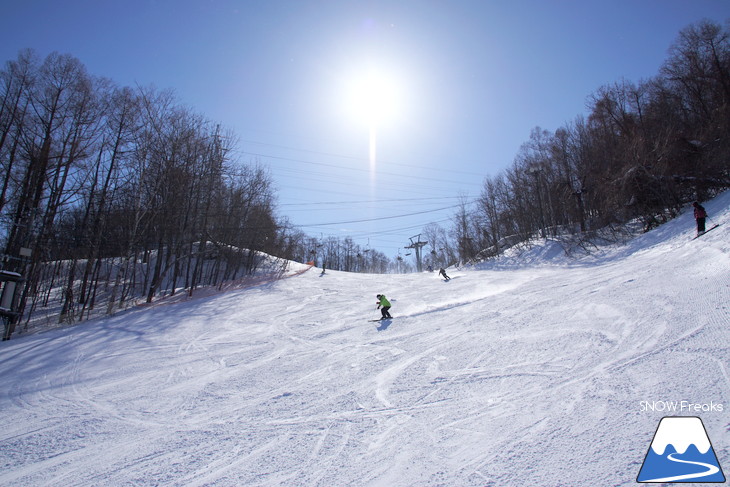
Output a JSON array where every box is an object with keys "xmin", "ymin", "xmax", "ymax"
[{"xmin": 1, "ymin": 1, "xmax": 728, "ymax": 261}]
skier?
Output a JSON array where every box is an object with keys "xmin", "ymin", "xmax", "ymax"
[
  {"xmin": 376, "ymin": 294, "xmax": 392, "ymax": 320},
  {"xmin": 439, "ymin": 267, "xmax": 450, "ymax": 281},
  {"xmin": 693, "ymin": 201, "xmax": 707, "ymax": 235}
]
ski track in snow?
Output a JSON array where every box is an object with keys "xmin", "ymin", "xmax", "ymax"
[{"xmin": 1, "ymin": 192, "xmax": 729, "ymax": 486}]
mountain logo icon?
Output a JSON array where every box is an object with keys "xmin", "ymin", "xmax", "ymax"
[{"xmin": 637, "ymin": 416, "xmax": 726, "ymax": 483}]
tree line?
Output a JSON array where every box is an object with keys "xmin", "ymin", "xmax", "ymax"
[
  {"xmin": 0, "ymin": 49, "xmax": 294, "ymax": 333},
  {"xmin": 448, "ymin": 20, "xmax": 730, "ymax": 263},
  {"xmin": 282, "ymin": 233, "xmax": 392, "ymax": 274}
]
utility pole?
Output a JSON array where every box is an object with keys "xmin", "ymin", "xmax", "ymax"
[
  {"xmin": 528, "ymin": 166, "xmax": 547, "ymax": 239},
  {"xmin": 405, "ymin": 234, "xmax": 428, "ymax": 272}
]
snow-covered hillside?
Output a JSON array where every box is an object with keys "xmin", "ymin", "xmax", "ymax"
[{"xmin": 1, "ymin": 193, "xmax": 728, "ymax": 486}]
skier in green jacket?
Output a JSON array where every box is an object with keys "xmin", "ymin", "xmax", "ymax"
[{"xmin": 376, "ymin": 294, "xmax": 392, "ymax": 320}]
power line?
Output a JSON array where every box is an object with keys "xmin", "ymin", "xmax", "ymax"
[
  {"xmin": 241, "ymin": 150, "xmax": 484, "ymax": 188},
  {"xmin": 238, "ymin": 138, "xmax": 487, "ymax": 178},
  {"xmin": 340, "ymin": 217, "xmax": 454, "ymax": 238},
  {"xmin": 279, "ymin": 196, "xmax": 461, "ymax": 207},
  {"xmin": 293, "ymin": 203, "xmax": 465, "ymax": 227},
  {"xmin": 235, "ymin": 136, "xmax": 483, "ymax": 254}
]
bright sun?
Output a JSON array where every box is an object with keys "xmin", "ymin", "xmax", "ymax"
[
  {"xmin": 339, "ymin": 64, "xmax": 406, "ymax": 177},
  {"xmin": 343, "ymin": 67, "xmax": 402, "ymax": 129}
]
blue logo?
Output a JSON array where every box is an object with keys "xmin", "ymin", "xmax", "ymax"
[{"xmin": 637, "ymin": 416, "xmax": 725, "ymax": 483}]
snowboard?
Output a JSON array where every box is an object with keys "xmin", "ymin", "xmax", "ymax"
[{"xmin": 692, "ymin": 224, "xmax": 720, "ymax": 239}]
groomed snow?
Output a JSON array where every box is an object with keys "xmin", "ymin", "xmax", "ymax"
[{"xmin": 1, "ymin": 192, "xmax": 728, "ymax": 486}]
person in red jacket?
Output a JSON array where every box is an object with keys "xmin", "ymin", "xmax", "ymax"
[{"xmin": 693, "ymin": 201, "xmax": 707, "ymax": 234}]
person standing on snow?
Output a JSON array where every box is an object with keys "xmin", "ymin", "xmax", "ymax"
[
  {"xmin": 693, "ymin": 201, "xmax": 707, "ymax": 234},
  {"xmin": 376, "ymin": 294, "xmax": 392, "ymax": 320}
]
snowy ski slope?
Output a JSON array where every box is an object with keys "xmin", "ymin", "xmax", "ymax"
[{"xmin": 1, "ymin": 192, "xmax": 728, "ymax": 486}]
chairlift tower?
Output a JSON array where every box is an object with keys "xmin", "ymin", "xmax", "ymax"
[{"xmin": 405, "ymin": 234, "xmax": 428, "ymax": 272}]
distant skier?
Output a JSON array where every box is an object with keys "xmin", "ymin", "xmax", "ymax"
[
  {"xmin": 376, "ymin": 294, "xmax": 392, "ymax": 320},
  {"xmin": 693, "ymin": 201, "xmax": 707, "ymax": 235},
  {"xmin": 439, "ymin": 267, "xmax": 450, "ymax": 281}
]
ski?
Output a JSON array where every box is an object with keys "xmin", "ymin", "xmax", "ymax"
[
  {"xmin": 692, "ymin": 224, "xmax": 720, "ymax": 239},
  {"xmin": 368, "ymin": 318, "xmax": 394, "ymax": 322}
]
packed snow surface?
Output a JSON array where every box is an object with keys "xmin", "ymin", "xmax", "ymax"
[{"xmin": 1, "ymin": 192, "xmax": 729, "ymax": 486}]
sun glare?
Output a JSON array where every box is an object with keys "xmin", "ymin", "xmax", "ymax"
[
  {"xmin": 338, "ymin": 64, "xmax": 406, "ymax": 188},
  {"xmin": 344, "ymin": 67, "xmax": 402, "ymax": 129}
]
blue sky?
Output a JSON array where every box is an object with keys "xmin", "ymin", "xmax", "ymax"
[{"xmin": 1, "ymin": 1, "xmax": 728, "ymax": 261}]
